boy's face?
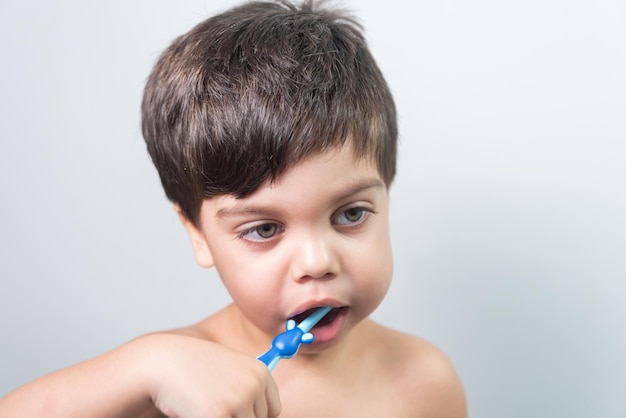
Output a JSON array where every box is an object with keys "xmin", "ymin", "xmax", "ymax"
[{"xmin": 184, "ymin": 143, "xmax": 393, "ymax": 349}]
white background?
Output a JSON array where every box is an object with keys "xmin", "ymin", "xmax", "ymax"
[{"xmin": 1, "ymin": 1, "xmax": 625, "ymax": 416}]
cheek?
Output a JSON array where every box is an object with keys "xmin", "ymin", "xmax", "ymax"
[
  {"xmin": 215, "ymin": 259, "xmax": 266, "ymax": 301},
  {"xmin": 211, "ymin": 248, "xmax": 285, "ymax": 325},
  {"xmin": 351, "ymin": 232, "xmax": 394, "ymax": 307},
  {"xmin": 372, "ymin": 243, "xmax": 394, "ymax": 299}
]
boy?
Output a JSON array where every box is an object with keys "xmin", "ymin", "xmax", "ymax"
[{"xmin": 0, "ymin": 0, "xmax": 466, "ymax": 416}]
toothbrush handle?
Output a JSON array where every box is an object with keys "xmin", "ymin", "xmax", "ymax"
[
  {"xmin": 257, "ymin": 307, "xmax": 332, "ymax": 371},
  {"xmin": 257, "ymin": 325, "xmax": 305, "ymax": 369},
  {"xmin": 297, "ymin": 306, "xmax": 332, "ymax": 332},
  {"xmin": 257, "ymin": 348, "xmax": 281, "ymax": 372}
]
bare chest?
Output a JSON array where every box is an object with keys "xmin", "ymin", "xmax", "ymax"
[{"xmin": 277, "ymin": 377, "xmax": 413, "ymax": 418}]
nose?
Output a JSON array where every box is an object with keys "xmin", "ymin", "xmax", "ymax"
[{"xmin": 288, "ymin": 231, "xmax": 338, "ymax": 282}]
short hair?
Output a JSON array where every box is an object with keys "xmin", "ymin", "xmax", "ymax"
[{"xmin": 142, "ymin": 0, "xmax": 397, "ymax": 225}]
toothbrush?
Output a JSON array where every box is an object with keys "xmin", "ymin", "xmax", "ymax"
[{"xmin": 257, "ymin": 306, "xmax": 332, "ymax": 371}]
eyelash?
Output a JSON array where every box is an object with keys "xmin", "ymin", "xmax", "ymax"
[
  {"xmin": 332, "ymin": 206, "xmax": 373, "ymax": 226},
  {"xmin": 237, "ymin": 223, "xmax": 284, "ymax": 242},
  {"xmin": 236, "ymin": 206, "xmax": 374, "ymax": 243}
]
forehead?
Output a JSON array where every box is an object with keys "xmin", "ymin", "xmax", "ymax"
[
  {"xmin": 258, "ymin": 143, "xmax": 382, "ymax": 196},
  {"xmin": 286, "ymin": 141, "xmax": 378, "ymax": 175},
  {"xmin": 202, "ymin": 145, "xmax": 385, "ymax": 220}
]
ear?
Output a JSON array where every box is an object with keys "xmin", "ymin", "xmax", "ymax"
[{"xmin": 174, "ymin": 205, "xmax": 215, "ymax": 268}]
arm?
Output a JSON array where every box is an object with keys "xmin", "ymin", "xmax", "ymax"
[{"xmin": 0, "ymin": 334, "xmax": 281, "ymax": 418}]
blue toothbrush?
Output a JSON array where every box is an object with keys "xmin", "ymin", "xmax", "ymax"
[{"xmin": 257, "ymin": 306, "xmax": 332, "ymax": 371}]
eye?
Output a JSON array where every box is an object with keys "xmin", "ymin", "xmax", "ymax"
[
  {"xmin": 239, "ymin": 223, "xmax": 282, "ymax": 241},
  {"xmin": 334, "ymin": 207, "xmax": 369, "ymax": 226}
]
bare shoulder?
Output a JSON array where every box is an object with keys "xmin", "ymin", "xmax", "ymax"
[
  {"xmin": 157, "ymin": 323, "xmax": 211, "ymax": 339},
  {"xmin": 145, "ymin": 305, "xmax": 233, "ymax": 342},
  {"xmin": 366, "ymin": 321, "xmax": 467, "ymax": 418},
  {"xmin": 141, "ymin": 323, "xmax": 210, "ymax": 342}
]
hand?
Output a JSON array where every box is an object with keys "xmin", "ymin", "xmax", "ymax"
[{"xmin": 133, "ymin": 334, "xmax": 282, "ymax": 418}]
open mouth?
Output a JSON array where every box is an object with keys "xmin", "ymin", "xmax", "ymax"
[{"xmin": 290, "ymin": 306, "xmax": 344, "ymax": 329}]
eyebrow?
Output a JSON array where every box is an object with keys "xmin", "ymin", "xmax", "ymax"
[{"xmin": 216, "ymin": 178, "xmax": 385, "ymax": 219}]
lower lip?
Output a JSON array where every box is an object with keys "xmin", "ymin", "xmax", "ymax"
[{"xmin": 308, "ymin": 307, "xmax": 348, "ymax": 345}]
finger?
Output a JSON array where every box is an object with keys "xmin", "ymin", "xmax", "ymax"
[
  {"xmin": 264, "ymin": 375, "xmax": 282, "ymax": 418},
  {"xmin": 252, "ymin": 396, "xmax": 267, "ymax": 418}
]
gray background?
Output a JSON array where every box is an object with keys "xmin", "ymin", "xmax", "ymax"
[{"xmin": 1, "ymin": 0, "xmax": 625, "ymax": 417}]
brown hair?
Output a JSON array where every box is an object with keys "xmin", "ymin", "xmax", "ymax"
[{"xmin": 142, "ymin": 0, "xmax": 397, "ymax": 225}]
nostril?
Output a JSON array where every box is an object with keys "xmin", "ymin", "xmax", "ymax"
[{"xmin": 297, "ymin": 271, "xmax": 336, "ymax": 283}]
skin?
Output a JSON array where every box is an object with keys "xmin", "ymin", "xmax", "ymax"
[
  {"xmin": 0, "ymin": 143, "xmax": 466, "ymax": 417},
  {"xmin": 173, "ymin": 143, "xmax": 467, "ymax": 417},
  {"xmin": 180, "ymin": 143, "xmax": 395, "ymax": 354}
]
